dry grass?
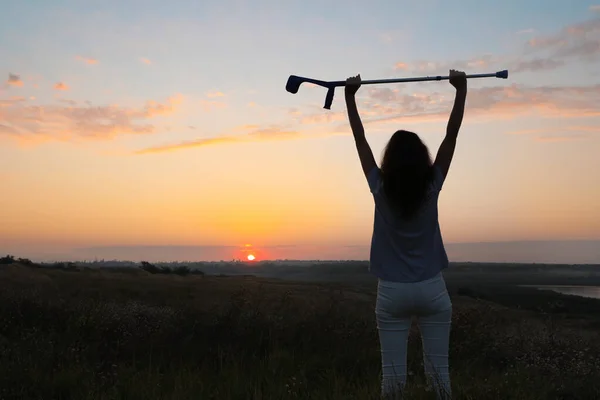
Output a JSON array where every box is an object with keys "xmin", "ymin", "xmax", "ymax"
[{"xmin": 1, "ymin": 264, "xmax": 599, "ymax": 399}]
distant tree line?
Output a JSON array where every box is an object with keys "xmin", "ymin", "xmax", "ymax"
[
  {"xmin": 0, "ymin": 255, "xmax": 205, "ymax": 276},
  {"xmin": 0, "ymin": 255, "xmax": 35, "ymax": 266},
  {"xmin": 138, "ymin": 261, "xmax": 204, "ymax": 277},
  {"xmin": 1, "ymin": 255, "xmax": 80, "ymax": 270}
]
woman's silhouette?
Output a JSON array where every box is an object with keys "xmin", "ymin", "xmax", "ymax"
[{"xmin": 344, "ymin": 69, "xmax": 467, "ymax": 399}]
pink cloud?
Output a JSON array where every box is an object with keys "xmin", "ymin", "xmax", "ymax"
[
  {"xmin": 394, "ymin": 62, "xmax": 409, "ymax": 70},
  {"xmin": 198, "ymin": 98, "xmax": 227, "ymax": 112},
  {"xmin": 285, "ymin": 103, "xmax": 348, "ymax": 125},
  {"xmin": 144, "ymin": 94, "xmax": 183, "ymax": 117},
  {"xmin": 135, "ymin": 125, "xmax": 303, "ymax": 154},
  {"xmin": 206, "ymin": 91, "xmax": 225, "ymax": 98},
  {"xmin": 136, "ymin": 136, "xmax": 242, "ymax": 154},
  {"xmin": 0, "ymin": 94, "xmax": 183, "ymax": 143},
  {"xmin": 75, "ymin": 56, "xmax": 98, "ymax": 65},
  {"xmin": 0, "ymin": 124, "xmax": 20, "ymax": 135},
  {"xmin": 6, "ymin": 73, "xmax": 23, "ymax": 87},
  {"xmin": 140, "ymin": 58, "xmax": 152, "ymax": 65},
  {"xmin": 367, "ymin": 87, "xmax": 403, "ymax": 103},
  {"xmin": 235, "ymin": 124, "xmax": 260, "ymax": 131},
  {"xmin": 53, "ymin": 82, "xmax": 69, "ymax": 91}
]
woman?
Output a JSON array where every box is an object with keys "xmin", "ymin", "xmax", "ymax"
[{"xmin": 344, "ymin": 69, "xmax": 467, "ymax": 399}]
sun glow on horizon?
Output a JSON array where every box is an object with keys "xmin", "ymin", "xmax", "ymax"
[{"xmin": 247, "ymin": 254, "xmax": 255, "ymax": 261}]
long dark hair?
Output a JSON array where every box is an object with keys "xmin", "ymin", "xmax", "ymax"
[{"xmin": 380, "ymin": 130, "xmax": 435, "ymax": 219}]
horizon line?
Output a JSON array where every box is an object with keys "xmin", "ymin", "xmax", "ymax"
[{"xmin": 31, "ymin": 259, "xmax": 600, "ymax": 267}]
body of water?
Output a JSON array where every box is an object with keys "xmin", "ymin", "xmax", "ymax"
[{"xmin": 522, "ymin": 285, "xmax": 600, "ymax": 300}]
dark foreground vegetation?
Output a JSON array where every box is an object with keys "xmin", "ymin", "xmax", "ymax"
[{"xmin": 1, "ymin": 257, "xmax": 600, "ymax": 399}]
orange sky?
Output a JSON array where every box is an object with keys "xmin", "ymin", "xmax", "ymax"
[{"xmin": 1, "ymin": 2, "xmax": 599, "ymax": 262}]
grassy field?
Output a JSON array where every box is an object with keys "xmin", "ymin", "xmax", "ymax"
[{"xmin": 1, "ymin": 262, "xmax": 600, "ymax": 399}]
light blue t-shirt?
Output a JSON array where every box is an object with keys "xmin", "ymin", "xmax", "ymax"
[{"xmin": 366, "ymin": 165, "xmax": 449, "ymax": 283}]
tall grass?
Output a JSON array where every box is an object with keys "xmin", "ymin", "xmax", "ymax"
[{"xmin": 0, "ymin": 264, "xmax": 599, "ymax": 399}]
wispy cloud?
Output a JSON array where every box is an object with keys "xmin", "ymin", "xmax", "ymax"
[
  {"xmin": 144, "ymin": 94, "xmax": 184, "ymax": 117},
  {"xmin": 394, "ymin": 62, "xmax": 410, "ymax": 70},
  {"xmin": 192, "ymin": 92, "xmax": 227, "ymax": 112},
  {"xmin": 511, "ymin": 58, "xmax": 565, "ymax": 73},
  {"xmin": 149, "ymin": 81, "xmax": 600, "ymax": 153},
  {"xmin": 206, "ymin": 91, "xmax": 225, "ymax": 98},
  {"xmin": 525, "ymin": 15, "xmax": 600, "ymax": 64},
  {"xmin": 393, "ymin": 55, "xmax": 501, "ymax": 74},
  {"xmin": 6, "ymin": 73, "xmax": 23, "ymax": 87},
  {"xmin": 140, "ymin": 57, "xmax": 152, "ymax": 65},
  {"xmin": 516, "ymin": 28, "xmax": 535, "ymax": 35},
  {"xmin": 56, "ymin": 98, "xmax": 78, "ymax": 106},
  {"xmin": 53, "ymin": 82, "xmax": 69, "ymax": 91},
  {"xmin": 135, "ymin": 125, "xmax": 305, "ymax": 154},
  {"xmin": 136, "ymin": 136, "xmax": 243, "ymax": 154},
  {"xmin": 509, "ymin": 126, "xmax": 600, "ymax": 134},
  {"xmin": 390, "ymin": 15, "xmax": 600, "ymax": 76},
  {"xmin": 506, "ymin": 128, "xmax": 545, "ymax": 135},
  {"xmin": 357, "ymin": 83, "xmax": 600, "ymax": 128},
  {"xmin": 287, "ymin": 82, "xmax": 599, "ymax": 134},
  {"xmin": 295, "ymin": 108, "xmax": 347, "ymax": 125},
  {"xmin": 198, "ymin": 99, "xmax": 227, "ymax": 112},
  {"xmin": 0, "ymin": 94, "xmax": 183, "ymax": 143},
  {"xmin": 75, "ymin": 55, "xmax": 98, "ymax": 65},
  {"xmin": 0, "ymin": 124, "xmax": 20, "ymax": 135},
  {"xmin": 534, "ymin": 134, "xmax": 589, "ymax": 143},
  {"xmin": 591, "ymin": 5, "xmax": 600, "ymax": 12},
  {"xmin": 235, "ymin": 124, "xmax": 260, "ymax": 131},
  {"xmin": 507, "ymin": 125, "xmax": 600, "ymax": 141}
]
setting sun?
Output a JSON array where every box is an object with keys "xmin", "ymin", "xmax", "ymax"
[{"xmin": 247, "ymin": 254, "xmax": 255, "ymax": 261}]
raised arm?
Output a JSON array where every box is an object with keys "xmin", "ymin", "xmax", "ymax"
[
  {"xmin": 434, "ymin": 69, "xmax": 467, "ymax": 182},
  {"xmin": 345, "ymin": 74, "xmax": 377, "ymax": 178}
]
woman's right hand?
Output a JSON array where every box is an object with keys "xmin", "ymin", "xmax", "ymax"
[{"xmin": 449, "ymin": 69, "xmax": 467, "ymax": 91}]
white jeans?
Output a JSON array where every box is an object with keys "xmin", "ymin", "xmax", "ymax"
[{"xmin": 375, "ymin": 272, "xmax": 452, "ymax": 399}]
